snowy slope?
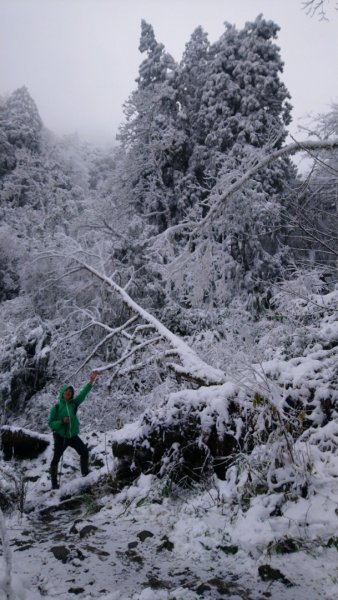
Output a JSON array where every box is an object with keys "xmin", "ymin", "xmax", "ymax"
[{"xmin": 2, "ymin": 422, "xmax": 338, "ymax": 600}]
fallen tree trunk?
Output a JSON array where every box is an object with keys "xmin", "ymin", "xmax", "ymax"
[
  {"xmin": 1, "ymin": 426, "xmax": 50, "ymax": 460},
  {"xmin": 74, "ymin": 258, "xmax": 226, "ymax": 386}
]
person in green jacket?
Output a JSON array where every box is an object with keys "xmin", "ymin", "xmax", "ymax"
[{"xmin": 48, "ymin": 371, "xmax": 98, "ymax": 489}]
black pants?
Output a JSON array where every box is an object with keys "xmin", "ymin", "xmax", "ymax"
[{"xmin": 50, "ymin": 433, "xmax": 89, "ymax": 484}]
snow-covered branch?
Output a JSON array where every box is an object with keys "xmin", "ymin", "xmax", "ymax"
[
  {"xmin": 134, "ymin": 138, "xmax": 338, "ymax": 253},
  {"xmin": 72, "ymin": 315, "xmax": 139, "ymax": 375},
  {"xmin": 73, "ymin": 258, "xmax": 226, "ymax": 385},
  {"xmin": 190, "ymin": 138, "xmax": 338, "ymax": 238}
]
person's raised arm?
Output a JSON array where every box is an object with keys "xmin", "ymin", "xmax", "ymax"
[{"xmin": 73, "ymin": 371, "xmax": 99, "ymax": 405}]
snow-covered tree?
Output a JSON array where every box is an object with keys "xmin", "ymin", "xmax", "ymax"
[
  {"xmin": 118, "ymin": 20, "xmax": 189, "ymax": 232},
  {"xmin": 0, "ymin": 86, "xmax": 43, "ymax": 152},
  {"xmin": 287, "ymin": 104, "xmax": 338, "ymax": 276},
  {"xmin": 162, "ymin": 16, "xmax": 296, "ymax": 314}
]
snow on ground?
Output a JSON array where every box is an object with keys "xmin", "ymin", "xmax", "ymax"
[{"xmin": 2, "ymin": 428, "xmax": 338, "ymax": 600}]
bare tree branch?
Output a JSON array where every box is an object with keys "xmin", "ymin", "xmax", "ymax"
[
  {"xmin": 115, "ymin": 353, "xmax": 167, "ymax": 379},
  {"xmin": 97, "ymin": 335, "xmax": 163, "ymax": 374},
  {"xmin": 72, "ymin": 315, "xmax": 139, "ymax": 375},
  {"xmin": 302, "ymin": 0, "xmax": 337, "ymax": 19}
]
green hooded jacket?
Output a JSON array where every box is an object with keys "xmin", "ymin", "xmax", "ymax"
[{"xmin": 48, "ymin": 383, "xmax": 92, "ymax": 438}]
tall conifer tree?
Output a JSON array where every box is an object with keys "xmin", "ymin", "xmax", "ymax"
[{"xmin": 118, "ymin": 21, "xmax": 188, "ymax": 233}]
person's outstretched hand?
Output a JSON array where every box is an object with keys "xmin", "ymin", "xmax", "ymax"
[{"xmin": 89, "ymin": 370, "xmax": 99, "ymax": 385}]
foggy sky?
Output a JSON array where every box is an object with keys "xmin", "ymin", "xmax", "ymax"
[{"xmin": 1, "ymin": 0, "xmax": 337, "ymax": 145}]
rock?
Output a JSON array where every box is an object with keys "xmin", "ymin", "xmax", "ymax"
[
  {"xmin": 79, "ymin": 524, "xmax": 99, "ymax": 539},
  {"xmin": 137, "ymin": 530, "xmax": 154, "ymax": 542},
  {"xmin": 146, "ymin": 575, "xmax": 173, "ymax": 590},
  {"xmin": 50, "ymin": 545, "xmax": 70, "ymax": 563},
  {"xmin": 83, "ymin": 544, "xmax": 110, "ymax": 557},
  {"xmin": 196, "ymin": 582, "xmax": 212, "ymax": 595}
]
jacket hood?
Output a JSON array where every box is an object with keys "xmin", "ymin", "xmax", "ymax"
[{"xmin": 58, "ymin": 384, "xmax": 75, "ymax": 402}]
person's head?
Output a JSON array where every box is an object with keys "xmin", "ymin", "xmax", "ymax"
[{"xmin": 62, "ymin": 386, "xmax": 74, "ymax": 401}]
